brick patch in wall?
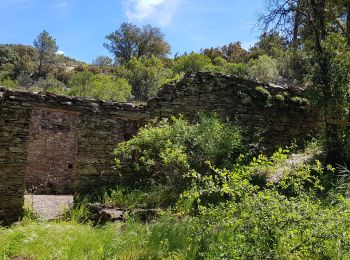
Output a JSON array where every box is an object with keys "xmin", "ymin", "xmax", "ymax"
[{"xmin": 25, "ymin": 108, "xmax": 79, "ymax": 194}]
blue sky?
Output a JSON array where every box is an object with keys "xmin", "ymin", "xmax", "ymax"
[{"xmin": 0, "ymin": 0, "xmax": 265, "ymax": 63}]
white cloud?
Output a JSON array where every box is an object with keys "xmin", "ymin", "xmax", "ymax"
[
  {"xmin": 56, "ymin": 50, "xmax": 65, "ymax": 55},
  {"xmin": 125, "ymin": 0, "xmax": 182, "ymax": 26}
]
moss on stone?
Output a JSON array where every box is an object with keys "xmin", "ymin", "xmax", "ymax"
[
  {"xmin": 255, "ymin": 86, "xmax": 272, "ymax": 99},
  {"xmin": 275, "ymin": 94, "xmax": 285, "ymax": 102},
  {"xmin": 291, "ymin": 96, "xmax": 310, "ymax": 106}
]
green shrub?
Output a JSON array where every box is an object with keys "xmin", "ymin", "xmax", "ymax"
[
  {"xmin": 177, "ymin": 151, "xmax": 350, "ymax": 259},
  {"xmin": 0, "ymin": 78, "xmax": 18, "ymax": 90},
  {"xmin": 207, "ymin": 57, "xmax": 248, "ymax": 76},
  {"xmin": 179, "ymin": 148, "xmax": 334, "ymax": 210},
  {"xmin": 68, "ymin": 72, "xmax": 132, "ymax": 102},
  {"xmin": 114, "ymin": 115, "xmax": 243, "ymax": 195},
  {"xmin": 196, "ymin": 191, "xmax": 350, "ymax": 259},
  {"xmin": 248, "ymin": 54, "xmax": 279, "ymax": 83},
  {"xmin": 224, "ymin": 62, "xmax": 248, "ymax": 76},
  {"xmin": 269, "ymin": 160, "xmax": 334, "ymax": 196},
  {"xmin": 124, "ymin": 56, "xmax": 173, "ymax": 101},
  {"xmin": 172, "ymin": 53, "xmax": 212, "ymax": 74},
  {"xmin": 0, "ymin": 72, "xmax": 18, "ymax": 90}
]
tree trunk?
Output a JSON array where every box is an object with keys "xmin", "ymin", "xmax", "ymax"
[
  {"xmin": 292, "ymin": 0, "xmax": 301, "ymax": 49},
  {"xmin": 310, "ymin": 0, "xmax": 327, "ymax": 52},
  {"xmin": 346, "ymin": 3, "xmax": 350, "ymax": 45},
  {"xmin": 37, "ymin": 50, "xmax": 44, "ymax": 80},
  {"xmin": 309, "ymin": 0, "xmax": 342, "ymax": 163}
]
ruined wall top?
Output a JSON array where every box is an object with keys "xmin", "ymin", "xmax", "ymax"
[
  {"xmin": 0, "ymin": 87, "xmax": 149, "ymax": 121},
  {"xmin": 147, "ymin": 72, "xmax": 315, "ymax": 117},
  {"xmin": 147, "ymin": 72, "xmax": 324, "ymax": 152},
  {"xmin": 1, "ymin": 72, "xmax": 312, "ymax": 119}
]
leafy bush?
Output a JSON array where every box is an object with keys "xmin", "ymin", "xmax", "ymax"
[
  {"xmin": 172, "ymin": 54, "xmax": 248, "ymax": 77},
  {"xmin": 114, "ymin": 115, "xmax": 243, "ymax": 194},
  {"xmin": 0, "ymin": 77, "xmax": 18, "ymax": 90},
  {"xmin": 211, "ymin": 57, "xmax": 248, "ymax": 76},
  {"xmin": 33, "ymin": 75, "xmax": 66, "ymax": 92},
  {"xmin": 89, "ymin": 76, "xmax": 131, "ymax": 101},
  {"xmin": 176, "ymin": 150, "xmax": 350, "ymax": 259},
  {"xmin": 279, "ymin": 49, "xmax": 311, "ymax": 85},
  {"xmin": 223, "ymin": 62, "xmax": 248, "ymax": 76},
  {"xmin": 195, "ymin": 191, "xmax": 350, "ymax": 259},
  {"xmin": 123, "ymin": 56, "xmax": 173, "ymax": 101},
  {"xmin": 179, "ymin": 148, "xmax": 334, "ymax": 209},
  {"xmin": 269, "ymin": 159, "xmax": 334, "ymax": 196},
  {"xmin": 172, "ymin": 53, "xmax": 212, "ymax": 74},
  {"xmin": 248, "ymin": 54, "xmax": 279, "ymax": 83},
  {"xmin": 68, "ymin": 72, "xmax": 132, "ymax": 101},
  {"xmin": 0, "ymin": 72, "xmax": 18, "ymax": 90}
]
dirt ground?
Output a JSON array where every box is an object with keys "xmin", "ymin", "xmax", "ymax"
[{"xmin": 24, "ymin": 195, "xmax": 74, "ymax": 220}]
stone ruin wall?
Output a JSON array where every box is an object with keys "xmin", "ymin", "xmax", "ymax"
[
  {"xmin": 0, "ymin": 89, "xmax": 148, "ymax": 224},
  {"xmin": 0, "ymin": 93, "xmax": 30, "ymax": 226},
  {"xmin": 147, "ymin": 73, "xmax": 325, "ymax": 151},
  {"xmin": 0, "ymin": 72, "xmax": 325, "ymax": 225}
]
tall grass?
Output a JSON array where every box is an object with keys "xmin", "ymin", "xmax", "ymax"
[
  {"xmin": 0, "ymin": 216, "xmax": 203, "ymax": 259},
  {"xmin": 0, "ymin": 222, "xmax": 127, "ymax": 259}
]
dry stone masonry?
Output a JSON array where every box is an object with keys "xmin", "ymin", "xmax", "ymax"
[
  {"xmin": 0, "ymin": 72, "xmax": 325, "ymax": 225},
  {"xmin": 0, "ymin": 88, "xmax": 148, "ymax": 224},
  {"xmin": 148, "ymin": 72, "xmax": 325, "ymax": 151},
  {"xmin": 0, "ymin": 92, "xmax": 31, "ymax": 225}
]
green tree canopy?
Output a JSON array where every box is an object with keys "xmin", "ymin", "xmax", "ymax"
[
  {"xmin": 33, "ymin": 30, "xmax": 58, "ymax": 79},
  {"xmin": 248, "ymin": 54, "xmax": 279, "ymax": 83},
  {"xmin": 259, "ymin": 0, "xmax": 350, "ymax": 163},
  {"xmin": 92, "ymin": 56, "xmax": 113, "ymax": 66},
  {"xmin": 202, "ymin": 41, "xmax": 249, "ymax": 63},
  {"xmin": 172, "ymin": 53, "xmax": 212, "ymax": 74},
  {"xmin": 104, "ymin": 22, "xmax": 170, "ymax": 65},
  {"xmin": 0, "ymin": 45, "xmax": 18, "ymax": 67},
  {"xmin": 249, "ymin": 32, "xmax": 287, "ymax": 59},
  {"xmin": 123, "ymin": 56, "xmax": 172, "ymax": 101},
  {"xmin": 68, "ymin": 72, "xmax": 132, "ymax": 102}
]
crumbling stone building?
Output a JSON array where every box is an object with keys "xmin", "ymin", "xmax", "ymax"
[{"xmin": 0, "ymin": 72, "xmax": 325, "ymax": 225}]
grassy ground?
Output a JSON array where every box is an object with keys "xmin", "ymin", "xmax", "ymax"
[
  {"xmin": 2, "ymin": 140, "xmax": 349, "ymax": 259},
  {"xmin": 0, "ymin": 216, "xmax": 199, "ymax": 260},
  {"xmin": 0, "ymin": 220, "xmax": 153, "ymax": 259}
]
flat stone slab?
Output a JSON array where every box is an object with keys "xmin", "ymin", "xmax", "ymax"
[{"xmin": 24, "ymin": 195, "xmax": 74, "ymax": 220}]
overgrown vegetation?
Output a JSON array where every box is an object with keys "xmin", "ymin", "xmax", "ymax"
[
  {"xmin": 114, "ymin": 115, "xmax": 243, "ymax": 196},
  {"xmin": 3, "ymin": 117, "xmax": 350, "ymax": 259},
  {"xmin": 2, "ymin": 1, "xmax": 350, "ymax": 258}
]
